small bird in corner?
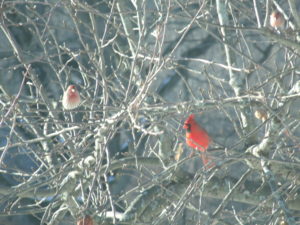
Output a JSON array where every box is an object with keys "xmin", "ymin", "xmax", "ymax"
[
  {"xmin": 183, "ymin": 114, "xmax": 215, "ymax": 169},
  {"xmin": 77, "ymin": 215, "xmax": 93, "ymax": 225},
  {"xmin": 62, "ymin": 85, "xmax": 81, "ymax": 110},
  {"xmin": 270, "ymin": 11, "xmax": 285, "ymax": 29}
]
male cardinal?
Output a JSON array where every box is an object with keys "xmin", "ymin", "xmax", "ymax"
[
  {"xmin": 183, "ymin": 114, "xmax": 214, "ymax": 168},
  {"xmin": 270, "ymin": 11, "xmax": 284, "ymax": 29},
  {"xmin": 62, "ymin": 85, "xmax": 81, "ymax": 110}
]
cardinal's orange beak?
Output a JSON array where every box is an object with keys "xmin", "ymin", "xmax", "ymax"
[{"xmin": 183, "ymin": 123, "xmax": 191, "ymax": 132}]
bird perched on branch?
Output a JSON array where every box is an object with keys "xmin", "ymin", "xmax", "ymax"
[
  {"xmin": 77, "ymin": 215, "xmax": 93, "ymax": 225},
  {"xmin": 62, "ymin": 85, "xmax": 81, "ymax": 110},
  {"xmin": 183, "ymin": 114, "xmax": 215, "ymax": 169},
  {"xmin": 270, "ymin": 11, "xmax": 284, "ymax": 29}
]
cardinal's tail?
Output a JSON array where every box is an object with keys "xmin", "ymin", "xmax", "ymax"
[{"xmin": 201, "ymin": 153, "xmax": 215, "ymax": 170}]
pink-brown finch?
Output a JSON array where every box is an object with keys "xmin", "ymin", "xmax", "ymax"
[
  {"xmin": 270, "ymin": 11, "xmax": 284, "ymax": 29},
  {"xmin": 77, "ymin": 215, "xmax": 93, "ymax": 225},
  {"xmin": 62, "ymin": 85, "xmax": 81, "ymax": 110}
]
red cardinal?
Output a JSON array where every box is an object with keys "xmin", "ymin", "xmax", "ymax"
[
  {"xmin": 62, "ymin": 85, "xmax": 81, "ymax": 110},
  {"xmin": 183, "ymin": 114, "xmax": 214, "ymax": 169}
]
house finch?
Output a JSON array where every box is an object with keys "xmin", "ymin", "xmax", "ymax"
[
  {"xmin": 62, "ymin": 85, "xmax": 81, "ymax": 110},
  {"xmin": 270, "ymin": 11, "xmax": 284, "ymax": 29},
  {"xmin": 254, "ymin": 109, "xmax": 268, "ymax": 122},
  {"xmin": 77, "ymin": 215, "xmax": 93, "ymax": 225},
  {"xmin": 183, "ymin": 114, "xmax": 214, "ymax": 168}
]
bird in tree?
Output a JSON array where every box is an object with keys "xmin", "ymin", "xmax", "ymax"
[
  {"xmin": 77, "ymin": 215, "xmax": 93, "ymax": 225},
  {"xmin": 270, "ymin": 11, "xmax": 284, "ymax": 29},
  {"xmin": 183, "ymin": 114, "xmax": 215, "ymax": 169},
  {"xmin": 62, "ymin": 85, "xmax": 81, "ymax": 110}
]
